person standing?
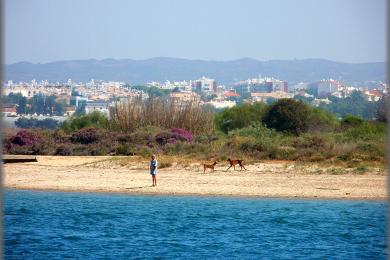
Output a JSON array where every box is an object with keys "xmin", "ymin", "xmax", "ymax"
[{"xmin": 150, "ymin": 155, "xmax": 158, "ymax": 186}]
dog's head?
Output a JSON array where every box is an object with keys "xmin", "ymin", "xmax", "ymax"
[
  {"xmin": 213, "ymin": 161, "xmax": 217, "ymax": 165},
  {"xmin": 227, "ymin": 158, "xmax": 231, "ymax": 162}
]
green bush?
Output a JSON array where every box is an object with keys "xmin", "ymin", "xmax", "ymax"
[
  {"xmin": 115, "ymin": 144, "xmax": 134, "ymax": 155},
  {"xmin": 308, "ymin": 107, "xmax": 339, "ymax": 132},
  {"xmin": 341, "ymin": 122, "xmax": 386, "ymax": 141},
  {"xmin": 62, "ymin": 111, "xmax": 109, "ymax": 133},
  {"xmin": 263, "ymin": 99, "xmax": 311, "ymax": 135},
  {"xmin": 341, "ymin": 114, "xmax": 364, "ymax": 128},
  {"xmin": 228, "ymin": 123, "xmax": 278, "ymax": 140},
  {"xmin": 215, "ymin": 103, "xmax": 267, "ymax": 133}
]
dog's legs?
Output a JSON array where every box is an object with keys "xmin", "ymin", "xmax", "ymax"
[{"xmin": 226, "ymin": 165, "xmax": 233, "ymax": 171}]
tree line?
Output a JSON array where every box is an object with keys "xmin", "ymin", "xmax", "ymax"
[{"xmin": 4, "ymin": 93, "xmax": 66, "ymax": 116}]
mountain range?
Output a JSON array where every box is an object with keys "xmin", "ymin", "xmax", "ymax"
[{"xmin": 4, "ymin": 57, "xmax": 386, "ymax": 86}]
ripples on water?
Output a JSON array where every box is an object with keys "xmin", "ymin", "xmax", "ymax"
[{"xmin": 4, "ymin": 190, "xmax": 387, "ymax": 259}]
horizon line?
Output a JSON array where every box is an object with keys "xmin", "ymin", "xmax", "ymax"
[{"xmin": 5, "ymin": 57, "xmax": 386, "ymax": 66}]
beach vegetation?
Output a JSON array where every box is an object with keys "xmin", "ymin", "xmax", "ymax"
[
  {"xmin": 262, "ymin": 99, "xmax": 310, "ymax": 135},
  {"xmin": 61, "ymin": 111, "xmax": 109, "ymax": 133},
  {"xmin": 3, "ymin": 98, "xmax": 387, "ymax": 166},
  {"xmin": 110, "ymin": 98, "xmax": 214, "ymax": 135},
  {"xmin": 15, "ymin": 117, "xmax": 60, "ymax": 129}
]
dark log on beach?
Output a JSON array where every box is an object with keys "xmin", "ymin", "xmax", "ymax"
[{"xmin": 3, "ymin": 155, "xmax": 38, "ymax": 164}]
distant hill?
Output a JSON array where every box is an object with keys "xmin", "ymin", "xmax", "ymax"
[{"xmin": 4, "ymin": 57, "xmax": 386, "ymax": 86}]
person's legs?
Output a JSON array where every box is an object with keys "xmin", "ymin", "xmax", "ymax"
[{"xmin": 152, "ymin": 175, "xmax": 156, "ymax": 186}]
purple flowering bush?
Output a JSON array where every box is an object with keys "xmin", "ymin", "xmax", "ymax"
[
  {"xmin": 155, "ymin": 128, "xmax": 193, "ymax": 145},
  {"xmin": 9, "ymin": 130, "xmax": 43, "ymax": 146},
  {"xmin": 4, "ymin": 130, "xmax": 44, "ymax": 155},
  {"xmin": 170, "ymin": 128, "xmax": 193, "ymax": 142},
  {"xmin": 71, "ymin": 128, "xmax": 101, "ymax": 144}
]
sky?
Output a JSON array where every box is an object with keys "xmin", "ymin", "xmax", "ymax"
[{"xmin": 4, "ymin": 0, "xmax": 387, "ymax": 64}]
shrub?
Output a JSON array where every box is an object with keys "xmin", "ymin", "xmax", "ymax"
[
  {"xmin": 15, "ymin": 117, "xmax": 60, "ymax": 129},
  {"xmin": 354, "ymin": 166, "xmax": 368, "ymax": 174},
  {"xmin": 194, "ymin": 134, "xmax": 219, "ymax": 144},
  {"xmin": 308, "ymin": 108, "xmax": 339, "ymax": 132},
  {"xmin": 214, "ymin": 103, "xmax": 267, "ymax": 133},
  {"xmin": 291, "ymin": 135, "xmax": 329, "ymax": 150},
  {"xmin": 274, "ymin": 146, "xmax": 298, "ymax": 160},
  {"xmin": 6, "ymin": 145, "xmax": 34, "ymax": 155},
  {"xmin": 155, "ymin": 128, "xmax": 193, "ymax": 145},
  {"xmin": 170, "ymin": 128, "xmax": 193, "ymax": 142},
  {"xmin": 341, "ymin": 115, "xmax": 364, "ymax": 128},
  {"xmin": 117, "ymin": 131, "xmax": 154, "ymax": 145},
  {"xmin": 52, "ymin": 129, "xmax": 69, "ymax": 143},
  {"xmin": 341, "ymin": 122, "xmax": 386, "ymax": 141},
  {"xmin": 116, "ymin": 144, "xmax": 140, "ymax": 156},
  {"xmin": 89, "ymin": 145, "xmax": 110, "ymax": 156},
  {"xmin": 228, "ymin": 123, "xmax": 278, "ymax": 140},
  {"xmin": 55, "ymin": 145, "xmax": 72, "ymax": 156},
  {"xmin": 155, "ymin": 132, "xmax": 178, "ymax": 145},
  {"xmin": 263, "ymin": 99, "xmax": 310, "ymax": 135},
  {"xmin": 71, "ymin": 128, "xmax": 101, "ymax": 144},
  {"xmin": 9, "ymin": 130, "xmax": 43, "ymax": 146},
  {"xmin": 62, "ymin": 111, "xmax": 109, "ymax": 133}
]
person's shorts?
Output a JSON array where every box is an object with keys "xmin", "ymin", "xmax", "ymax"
[{"xmin": 150, "ymin": 172, "xmax": 156, "ymax": 176}]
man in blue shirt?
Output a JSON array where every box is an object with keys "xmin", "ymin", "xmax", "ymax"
[{"xmin": 150, "ymin": 155, "xmax": 158, "ymax": 186}]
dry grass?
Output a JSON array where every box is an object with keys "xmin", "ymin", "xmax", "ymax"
[{"xmin": 110, "ymin": 97, "xmax": 214, "ymax": 135}]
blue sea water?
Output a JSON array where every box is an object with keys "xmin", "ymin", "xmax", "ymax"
[{"xmin": 4, "ymin": 190, "xmax": 387, "ymax": 259}]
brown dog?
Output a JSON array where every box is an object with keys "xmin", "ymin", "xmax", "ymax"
[
  {"xmin": 204, "ymin": 161, "xmax": 217, "ymax": 173},
  {"xmin": 226, "ymin": 158, "xmax": 247, "ymax": 171}
]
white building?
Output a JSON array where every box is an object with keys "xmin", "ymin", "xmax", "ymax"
[
  {"xmin": 316, "ymin": 79, "xmax": 342, "ymax": 97},
  {"xmin": 250, "ymin": 91, "xmax": 293, "ymax": 102},
  {"xmin": 85, "ymin": 101, "xmax": 110, "ymax": 117},
  {"xmin": 192, "ymin": 77, "xmax": 217, "ymax": 93},
  {"xmin": 233, "ymin": 77, "xmax": 288, "ymax": 95},
  {"xmin": 207, "ymin": 99, "xmax": 236, "ymax": 109}
]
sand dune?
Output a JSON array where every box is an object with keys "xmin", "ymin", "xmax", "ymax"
[{"xmin": 3, "ymin": 156, "xmax": 387, "ymax": 200}]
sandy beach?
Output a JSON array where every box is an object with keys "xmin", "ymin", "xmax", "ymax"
[{"xmin": 3, "ymin": 156, "xmax": 387, "ymax": 200}]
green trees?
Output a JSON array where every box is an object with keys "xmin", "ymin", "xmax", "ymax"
[
  {"xmin": 15, "ymin": 117, "xmax": 60, "ymax": 129},
  {"xmin": 320, "ymin": 91, "xmax": 377, "ymax": 119},
  {"xmin": 376, "ymin": 96, "xmax": 387, "ymax": 122},
  {"xmin": 341, "ymin": 115, "xmax": 364, "ymax": 128},
  {"xmin": 17, "ymin": 96, "xmax": 28, "ymax": 114},
  {"xmin": 3, "ymin": 93, "xmax": 28, "ymax": 114},
  {"xmin": 61, "ymin": 111, "xmax": 109, "ymax": 133},
  {"xmin": 129, "ymin": 85, "xmax": 170, "ymax": 98},
  {"xmin": 308, "ymin": 107, "xmax": 339, "ymax": 132},
  {"xmin": 215, "ymin": 100, "xmax": 338, "ymax": 135},
  {"xmin": 214, "ymin": 103, "xmax": 267, "ymax": 133},
  {"xmin": 262, "ymin": 99, "xmax": 310, "ymax": 135},
  {"xmin": 4, "ymin": 93, "xmax": 65, "ymax": 116}
]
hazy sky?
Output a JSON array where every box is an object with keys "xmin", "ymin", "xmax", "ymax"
[{"xmin": 4, "ymin": 0, "xmax": 387, "ymax": 64}]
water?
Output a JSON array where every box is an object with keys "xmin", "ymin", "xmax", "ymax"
[{"xmin": 5, "ymin": 190, "xmax": 387, "ymax": 259}]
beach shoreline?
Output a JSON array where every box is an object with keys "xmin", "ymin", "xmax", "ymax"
[
  {"xmin": 4, "ymin": 156, "xmax": 387, "ymax": 200},
  {"xmin": 5, "ymin": 187, "xmax": 387, "ymax": 201}
]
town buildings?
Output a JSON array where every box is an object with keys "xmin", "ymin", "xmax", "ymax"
[
  {"xmin": 192, "ymin": 77, "xmax": 217, "ymax": 94},
  {"xmin": 2, "ymin": 76, "xmax": 387, "ymax": 119},
  {"xmin": 233, "ymin": 77, "xmax": 288, "ymax": 96}
]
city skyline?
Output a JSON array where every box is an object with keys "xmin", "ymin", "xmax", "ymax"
[{"xmin": 5, "ymin": 0, "xmax": 387, "ymax": 64}]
